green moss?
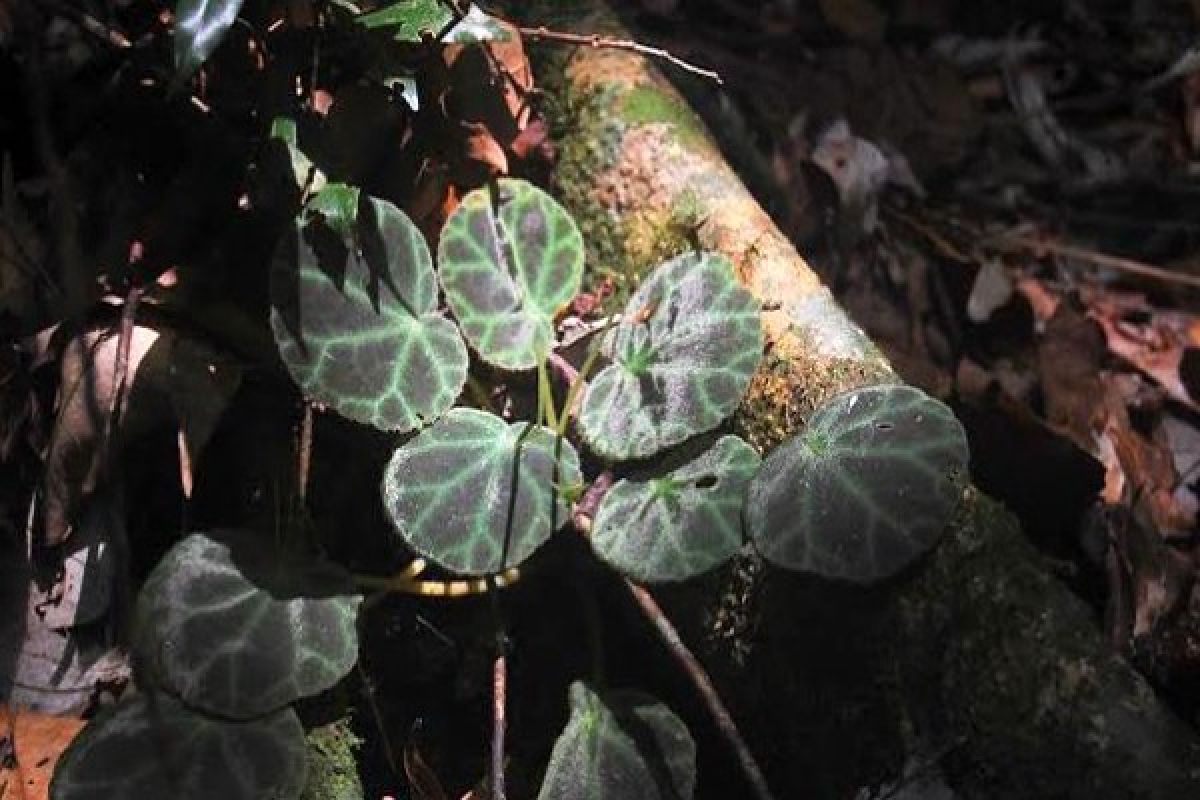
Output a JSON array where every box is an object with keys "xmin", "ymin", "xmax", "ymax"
[
  {"xmin": 621, "ymin": 86, "xmax": 709, "ymax": 148},
  {"xmin": 734, "ymin": 348, "xmax": 889, "ymax": 454},
  {"xmin": 669, "ymin": 189, "xmax": 706, "ymax": 232},
  {"xmin": 302, "ymin": 719, "xmax": 364, "ymax": 800},
  {"xmin": 544, "ymin": 82, "xmax": 630, "ymax": 293}
]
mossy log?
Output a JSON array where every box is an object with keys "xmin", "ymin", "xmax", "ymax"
[
  {"xmin": 301, "ymin": 718, "xmax": 364, "ymax": 800},
  {"xmin": 514, "ymin": 3, "xmax": 1200, "ymax": 797}
]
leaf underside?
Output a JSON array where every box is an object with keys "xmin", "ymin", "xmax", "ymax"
[
  {"xmin": 134, "ymin": 531, "xmax": 362, "ymax": 719},
  {"xmin": 591, "ymin": 435, "xmax": 760, "ymax": 582},
  {"xmin": 50, "ymin": 693, "xmax": 307, "ymax": 800},
  {"xmin": 382, "ymin": 408, "xmax": 582, "ymax": 575},
  {"xmin": 538, "ymin": 682, "xmax": 696, "ymax": 800},
  {"xmin": 270, "ymin": 184, "xmax": 467, "ymax": 432},
  {"xmin": 578, "ymin": 252, "xmax": 763, "ymax": 460},
  {"xmin": 438, "ymin": 178, "xmax": 584, "ymax": 370},
  {"xmin": 745, "ymin": 384, "xmax": 969, "ymax": 582}
]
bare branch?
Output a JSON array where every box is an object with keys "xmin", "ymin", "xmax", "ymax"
[{"xmin": 517, "ymin": 26, "xmax": 723, "ymax": 85}]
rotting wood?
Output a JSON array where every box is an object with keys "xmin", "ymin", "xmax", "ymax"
[{"xmin": 509, "ymin": 2, "xmax": 1200, "ymax": 797}]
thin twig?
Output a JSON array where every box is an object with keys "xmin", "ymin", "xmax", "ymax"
[
  {"xmin": 102, "ymin": 287, "xmax": 142, "ymax": 452},
  {"xmin": 100, "ymin": 286, "xmax": 141, "ymax": 644},
  {"xmin": 297, "ymin": 402, "xmax": 313, "ymax": 503},
  {"xmin": 490, "ymin": 650, "xmax": 507, "ymax": 800},
  {"xmin": 988, "ymin": 233, "xmax": 1200, "ymax": 289},
  {"xmin": 517, "ymin": 26, "xmax": 723, "ymax": 85},
  {"xmin": 46, "ymin": 0, "xmax": 132, "ymax": 49},
  {"xmin": 624, "ymin": 580, "xmax": 777, "ymax": 800},
  {"xmin": 355, "ymin": 660, "xmax": 401, "ymax": 778}
]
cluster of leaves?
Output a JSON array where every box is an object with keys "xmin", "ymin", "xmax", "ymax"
[
  {"xmin": 52, "ymin": 530, "xmax": 362, "ymax": 798},
  {"xmin": 45, "ymin": 1, "xmax": 970, "ymax": 798}
]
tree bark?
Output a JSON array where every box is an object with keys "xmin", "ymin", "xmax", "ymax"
[{"xmin": 513, "ymin": 3, "xmax": 1200, "ymax": 797}]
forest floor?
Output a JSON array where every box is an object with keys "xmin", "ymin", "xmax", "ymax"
[{"xmin": 604, "ymin": 0, "xmax": 1200, "ymax": 731}]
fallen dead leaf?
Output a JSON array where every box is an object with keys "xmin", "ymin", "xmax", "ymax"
[
  {"xmin": 0, "ymin": 705, "xmax": 85, "ymax": 800},
  {"xmin": 1089, "ymin": 302, "xmax": 1198, "ymax": 413},
  {"xmin": 1015, "ymin": 275, "xmax": 1060, "ymax": 327}
]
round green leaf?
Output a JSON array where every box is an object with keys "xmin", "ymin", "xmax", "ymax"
[
  {"xmin": 438, "ymin": 178, "xmax": 584, "ymax": 370},
  {"xmin": 174, "ymin": 0, "xmax": 246, "ymax": 79},
  {"xmin": 591, "ymin": 436, "xmax": 760, "ymax": 582},
  {"xmin": 270, "ymin": 185, "xmax": 468, "ymax": 432},
  {"xmin": 135, "ymin": 531, "xmax": 362, "ymax": 719},
  {"xmin": 578, "ymin": 252, "xmax": 763, "ymax": 461},
  {"xmin": 538, "ymin": 682, "xmax": 696, "ymax": 800},
  {"xmin": 51, "ymin": 693, "xmax": 306, "ymax": 800},
  {"xmin": 382, "ymin": 408, "xmax": 582, "ymax": 575},
  {"xmin": 745, "ymin": 384, "xmax": 969, "ymax": 582}
]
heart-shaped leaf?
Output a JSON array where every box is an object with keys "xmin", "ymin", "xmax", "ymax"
[
  {"xmin": 51, "ymin": 693, "xmax": 306, "ymax": 800},
  {"xmin": 438, "ymin": 179, "xmax": 584, "ymax": 370},
  {"xmin": 591, "ymin": 436, "xmax": 760, "ymax": 582},
  {"xmin": 134, "ymin": 531, "xmax": 362, "ymax": 719},
  {"xmin": 745, "ymin": 384, "xmax": 968, "ymax": 582},
  {"xmin": 357, "ymin": 0, "xmax": 453, "ymax": 41},
  {"xmin": 538, "ymin": 682, "xmax": 696, "ymax": 800},
  {"xmin": 382, "ymin": 408, "xmax": 582, "ymax": 575},
  {"xmin": 268, "ymin": 116, "xmax": 322, "ymax": 193},
  {"xmin": 174, "ymin": 0, "xmax": 246, "ymax": 79},
  {"xmin": 305, "ymin": 183, "xmax": 360, "ymax": 240},
  {"xmin": 270, "ymin": 184, "xmax": 468, "ymax": 432},
  {"xmin": 578, "ymin": 252, "xmax": 763, "ymax": 460}
]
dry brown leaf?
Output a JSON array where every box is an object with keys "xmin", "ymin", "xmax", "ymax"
[
  {"xmin": 0, "ymin": 706, "xmax": 86, "ymax": 800},
  {"xmin": 1037, "ymin": 302, "xmax": 1107, "ymax": 446},
  {"xmin": 811, "ymin": 119, "xmax": 889, "ymax": 236},
  {"xmin": 1102, "ymin": 503, "xmax": 1194, "ymax": 652},
  {"xmin": 1103, "ymin": 384, "xmax": 1196, "ymax": 535},
  {"xmin": 423, "ymin": 18, "xmax": 537, "ymax": 183},
  {"xmin": 1031, "ymin": 303, "xmax": 1190, "ymax": 533},
  {"xmin": 1015, "ymin": 276, "xmax": 1060, "ymax": 326},
  {"xmin": 41, "ymin": 326, "xmax": 161, "ymax": 547},
  {"xmin": 41, "ymin": 326, "xmax": 241, "ymax": 547},
  {"xmin": 460, "ymin": 122, "xmax": 509, "ymax": 176},
  {"xmin": 1090, "ymin": 305, "xmax": 1198, "ymax": 413}
]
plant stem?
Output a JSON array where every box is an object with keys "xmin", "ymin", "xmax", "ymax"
[
  {"xmin": 572, "ymin": 470, "xmax": 614, "ymax": 532},
  {"xmin": 537, "ymin": 359, "xmax": 559, "ymax": 430},
  {"xmin": 546, "ymin": 351, "xmax": 579, "ymax": 389},
  {"xmin": 623, "ymin": 579, "xmax": 777, "ymax": 800},
  {"xmin": 553, "ymin": 324, "xmax": 610, "ymax": 439}
]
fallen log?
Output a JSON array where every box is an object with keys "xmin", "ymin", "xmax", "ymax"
[{"xmin": 512, "ymin": 3, "xmax": 1200, "ymax": 797}]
